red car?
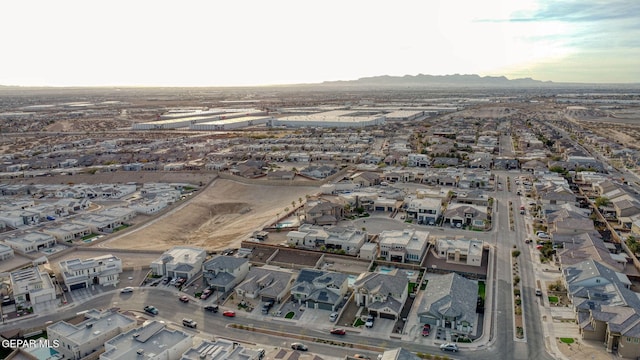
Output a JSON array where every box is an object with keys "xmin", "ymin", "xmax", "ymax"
[
  {"xmin": 179, "ymin": 295, "xmax": 189, "ymax": 303},
  {"xmin": 421, "ymin": 324, "xmax": 431, "ymax": 336},
  {"xmin": 222, "ymin": 310, "xmax": 236, "ymax": 317},
  {"xmin": 330, "ymin": 328, "xmax": 346, "ymax": 335}
]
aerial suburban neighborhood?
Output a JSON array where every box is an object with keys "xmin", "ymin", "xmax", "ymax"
[{"xmin": 1, "ymin": 85, "xmax": 640, "ymax": 360}]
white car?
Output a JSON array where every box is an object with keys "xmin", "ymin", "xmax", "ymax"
[
  {"xmin": 365, "ymin": 316, "xmax": 374, "ymax": 328},
  {"xmin": 120, "ymin": 287, "xmax": 134, "ymax": 293},
  {"xmin": 440, "ymin": 343, "xmax": 458, "ymax": 352}
]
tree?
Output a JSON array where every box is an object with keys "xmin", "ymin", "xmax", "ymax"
[{"xmin": 594, "ymin": 196, "xmax": 610, "ymax": 208}]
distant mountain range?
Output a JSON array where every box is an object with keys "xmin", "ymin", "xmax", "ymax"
[{"xmin": 320, "ymin": 73, "xmax": 553, "ymax": 88}]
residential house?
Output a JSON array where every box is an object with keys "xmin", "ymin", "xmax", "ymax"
[
  {"xmin": 181, "ymin": 338, "xmax": 264, "ymax": 360},
  {"xmin": 287, "ymin": 224, "xmax": 366, "ymax": 255},
  {"xmin": 407, "ymin": 154, "xmax": 430, "ymax": 167},
  {"xmin": 0, "ymin": 209, "xmax": 41, "ymax": 227},
  {"xmin": 578, "ymin": 305, "xmax": 640, "ymax": 358},
  {"xmin": 72, "ymin": 213, "xmax": 124, "ymax": 234},
  {"xmin": 41, "ymin": 222, "xmax": 92, "ymax": 242},
  {"xmin": 100, "ymin": 321, "xmax": 192, "ymax": 360},
  {"xmin": 432, "ymin": 157, "xmax": 459, "ymax": 167},
  {"xmin": 59, "ymin": 254, "xmax": 123, "ymax": 291},
  {"xmin": 235, "ymin": 266, "xmax": 295, "ymax": 302},
  {"xmin": 378, "ymin": 229, "xmax": 429, "ymax": 263},
  {"xmin": 3, "ymin": 230, "xmax": 56, "ymax": 253},
  {"xmin": 48, "ymin": 309, "xmax": 137, "ymax": 360},
  {"xmin": 266, "ymin": 170, "xmax": 295, "ymax": 180},
  {"xmin": 290, "ymin": 268, "xmax": 349, "ymax": 311},
  {"xmin": 0, "ymin": 243, "xmax": 14, "ymax": 260},
  {"xmin": 383, "ymin": 170, "xmax": 416, "ymax": 183},
  {"xmin": 351, "ymin": 171, "xmax": 381, "ymax": 187},
  {"xmin": 417, "ymin": 272, "xmax": 478, "ymax": 333},
  {"xmin": 453, "ymin": 189, "xmax": 490, "ymax": 207},
  {"xmin": 404, "ymin": 195, "xmax": 442, "ymax": 225},
  {"xmin": 435, "ymin": 238, "xmax": 483, "ymax": 267},
  {"xmin": 612, "ymin": 196, "xmax": 640, "ymax": 229},
  {"xmin": 305, "ymin": 200, "xmax": 344, "ymax": 225},
  {"xmin": 300, "ymin": 165, "xmax": 337, "ymax": 179},
  {"xmin": 443, "ymin": 203, "xmax": 488, "ymax": 230},
  {"xmin": 150, "ymin": 246, "xmax": 207, "ymax": 281},
  {"xmin": 538, "ymin": 185, "xmax": 577, "ymax": 205},
  {"xmin": 556, "ymin": 232, "xmax": 628, "ymax": 272},
  {"xmin": 564, "ymin": 259, "xmax": 632, "ymax": 305},
  {"xmin": 202, "ymin": 255, "xmax": 250, "ymax": 294},
  {"xmin": 353, "ymin": 270, "xmax": 408, "ymax": 320},
  {"xmin": 10, "ymin": 266, "xmax": 57, "ymax": 309},
  {"xmin": 546, "ymin": 208, "xmax": 595, "ymax": 237}
]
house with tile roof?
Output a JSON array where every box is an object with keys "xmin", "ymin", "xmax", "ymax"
[
  {"xmin": 353, "ymin": 270, "xmax": 408, "ymax": 320},
  {"xmin": 290, "ymin": 268, "xmax": 349, "ymax": 311},
  {"xmin": 202, "ymin": 255, "xmax": 250, "ymax": 293},
  {"xmin": 417, "ymin": 272, "xmax": 478, "ymax": 333},
  {"xmin": 235, "ymin": 266, "xmax": 295, "ymax": 303}
]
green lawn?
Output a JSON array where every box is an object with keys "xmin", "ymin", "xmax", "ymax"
[
  {"xmin": 353, "ymin": 318, "xmax": 365, "ymax": 327},
  {"xmin": 478, "ymin": 281, "xmax": 486, "ymax": 300},
  {"xmin": 560, "ymin": 338, "xmax": 575, "ymax": 344},
  {"xmin": 285, "ymin": 311, "xmax": 295, "ymax": 319},
  {"xmin": 548, "ymin": 296, "xmax": 559, "ymax": 303}
]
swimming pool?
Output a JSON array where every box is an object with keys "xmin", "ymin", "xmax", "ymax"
[{"xmin": 26, "ymin": 346, "xmax": 60, "ymax": 360}]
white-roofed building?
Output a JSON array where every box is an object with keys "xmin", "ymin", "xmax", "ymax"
[
  {"xmin": 273, "ymin": 110, "xmax": 386, "ymax": 128},
  {"xmin": 435, "ymin": 238, "xmax": 484, "ymax": 267},
  {"xmin": 150, "ymin": 246, "xmax": 207, "ymax": 281},
  {"xmin": 100, "ymin": 320, "xmax": 192, "ymax": 360},
  {"xmin": 40, "ymin": 222, "xmax": 92, "ymax": 242},
  {"xmin": 10, "ymin": 266, "xmax": 57, "ymax": 308},
  {"xmin": 0, "ymin": 243, "xmax": 15, "ymax": 260},
  {"xmin": 286, "ymin": 224, "xmax": 366, "ymax": 255},
  {"xmin": 48, "ymin": 309, "xmax": 137, "ymax": 360},
  {"xmin": 378, "ymin": 229, "xmax": 429, "ymax": 263},
  {"xmin": 3, "ymin": 230, "xmax": 56, "ymax": 253},
  {"xmin": 181, "ymin": 338, "xmax": 264, "ymax": 360},
  {"xmin": 59, "ymin": 254, "xmax": 123, "ymax": 291}
]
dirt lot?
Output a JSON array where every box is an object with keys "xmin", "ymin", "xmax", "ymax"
[{"xmin": 99, "ymin": 178, "xmax": 319, "ymax": 251}]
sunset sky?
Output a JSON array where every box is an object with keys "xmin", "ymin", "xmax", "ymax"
[{"xmin": 2, "ymin": 0, "xmax": 639, "ymax": 87}]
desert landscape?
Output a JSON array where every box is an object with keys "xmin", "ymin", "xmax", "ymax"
[{"xmin": 98, "ymin": 178, "xmax": 320, "ymax": 251}]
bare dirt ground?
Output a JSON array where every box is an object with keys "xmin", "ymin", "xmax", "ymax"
[
  {"xmin": 99, "ymin": 178, "xmax": 319, "ymax": 251},
  {"xmin": 557, "ymin": 338, "xmax": 619, "ymax": 360}
]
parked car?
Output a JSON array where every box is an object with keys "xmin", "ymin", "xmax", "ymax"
[
  {"xmin": 440, "ymin": 343, "xmax": 458, "ymax": 352},
  {"xmin": 290, "ymin": 343, "xmax": 308, "ymax": 351},
  {"xmin": 535, "ymin": 288, "xmax": 542, "ymax": 296},
  {"xmin": 261, "ymin": 300, "xmax": 274, "ymax": 314},
  {"xmin": 120, "ymin": 287, "xmax": 134, "ymax": 293},
  {"xmin": 204, "ymin": 305, "xmax": 219, "ymax": 313},
  {"xmin": 182, "ymin": 318, "xmax": 197, "ymax": 328},
  {"xmin": 329, "ymin": 312, "xmax": 338, "ymax": 322},
  {"xmin": 365, "ymin": 315, "xmax": 374, "ymax": 328},
  {"xmin": 143, "ymin": 305, "xmax": 159, "ymax": 315},
  {"xmin": 353, "ymin": 355, "xmax": 371, "ymax": 359},
  {"xmin": 200, "ymin": 289, "xmax": 213, "ymax": 300},
  {"xmin": 330, "ymin": 328, "xmax": 346, "ymax": 335},
  {"xmin": 222, "ymin": 310, "xmax": 236, "ymax": 317},
  {"xmin": 421, "ymin": 324, "xmax": 431, "ymax": 336},
  {"xmin": 179, "ymin": 295, "xmax": 189, "ymax": 303}
]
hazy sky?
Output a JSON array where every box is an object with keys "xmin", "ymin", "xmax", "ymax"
[{"xmin": 2, "ymin": 0, "xmax": 639, "ymax": 87}]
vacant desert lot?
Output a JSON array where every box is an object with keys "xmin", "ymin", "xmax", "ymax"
[{"xmin": 99, "ymin": 178, "xmax": 319, "ymax": 251}]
